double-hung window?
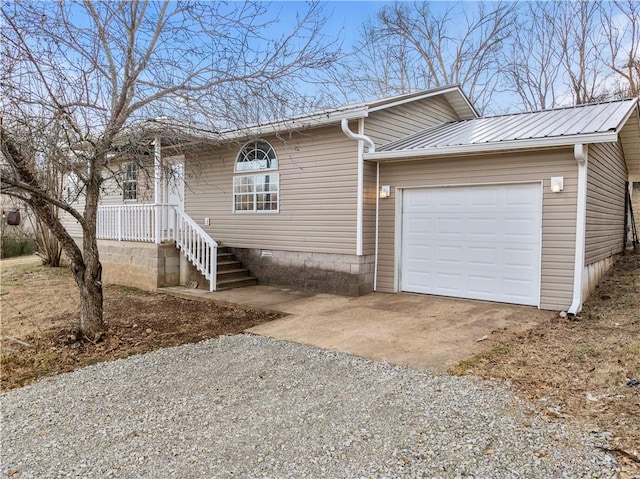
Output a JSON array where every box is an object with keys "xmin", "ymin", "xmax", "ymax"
[
  {"xmin": 233, "ymin": 140, "xmax": 279, "ymax": 213},
  {"xmin": 123, "ymin": 162, "xmax": 138, "ymax": 201}
]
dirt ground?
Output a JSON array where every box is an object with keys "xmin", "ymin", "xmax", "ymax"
[
  {"xmin": 450, "ymin": 251, "xmax": 640, "ymax": 476},
  {"xmin": 0, "ymin": 255, "xmax": 282, "ymax": 391}
]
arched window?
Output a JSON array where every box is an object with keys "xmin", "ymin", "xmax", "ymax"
[
  {"xmin": 233, "ymin": 140, "xmax": 279, "ymax": 213},
  {"xmin": 235, "ymin": 140, "xmax": 278, "ymax": 172}
]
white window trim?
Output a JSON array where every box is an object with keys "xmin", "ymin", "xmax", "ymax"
[
  {"xmin": 232, "ymin": 172, "xmax": 280, "ymax": 214},
  {"xmin": 234, "ymin": 140, "xmax": 278, "ymax": 173},
  {"xmin": 233, "ymin": 139, "xmax": 279, "ymax": 214},
  {"xmin": 122, "ymin": 162, "xmax": 138, "ymax": 201}
]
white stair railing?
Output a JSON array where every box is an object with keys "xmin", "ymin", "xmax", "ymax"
[{"xmin": 174, "ymin": 209, "xmax": 218, "ymax": 292}]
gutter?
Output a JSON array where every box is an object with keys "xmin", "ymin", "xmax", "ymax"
[
  {"xmin": 364, "ymin": 132, "xmax": 619, "ymax": 161},
  {"xmin": 341, "ymin": 118, "xmax": 376, "ymax": 256},
  {"xmin": 568, "ymin": 144, "xmax": 588, "ymax": 316}
]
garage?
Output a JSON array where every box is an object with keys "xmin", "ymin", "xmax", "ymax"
[{"xmin": 400, "ymin": 183, "xmax": 542, "ymax": 306}]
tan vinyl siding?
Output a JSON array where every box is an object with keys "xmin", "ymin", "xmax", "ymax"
[
  {"xmin": 585, "ymin": 142, "xmax": 627, "ymax": 265},
  {"xmin": 376, "ymin": 148, "xmax": 578, "ymax": 311},
  {"xmin": 363, "ymin": 161, "xmax": 377, "ymax": 255},
  {"xmin": 364, "ymin": 96, "xmax": 461, "ymax": 146},
  {"xmin": 185, "ymin": 125, "xmax": 359, "ymax": 254}
]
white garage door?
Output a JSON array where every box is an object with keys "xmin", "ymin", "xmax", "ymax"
[{"xmin": 401, "ymin": 183, "xmax": 542, "ymax": 306}]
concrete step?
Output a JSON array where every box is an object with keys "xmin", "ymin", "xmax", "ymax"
[
  {"xmin": 217, "ymin": 260, "xmax": 242, "ymax": 272},
  {"xmin": 216, "ymin": 268, "xmax": 253, "ymax": 281},
  {"xmin": 217, "ymin": 252, "xmax": 235, "ymax": 262},
  {"xmin": 216, "ymin": 276, "xmax": 258, "ymax": 290}
]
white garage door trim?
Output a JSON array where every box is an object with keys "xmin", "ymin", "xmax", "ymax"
[{"xmin": 396, "ymin": 181, "xmax": 542, "ymax": 307}]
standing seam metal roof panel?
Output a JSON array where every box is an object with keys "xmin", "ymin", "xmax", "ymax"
[{"xmin": 376, "ymin": 99, "xmax": 637, "ymax": 152}]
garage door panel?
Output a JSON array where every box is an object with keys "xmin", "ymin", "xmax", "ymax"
[
  {"xmin": 468, "ymin": 246, "xmax": 498, "ymax": 265},
  {"xmin": 468, "ymin": 275, "xmax": 498, "ymax": 294},
  {"xmin": 469, "ymin": 188, "xmax": 498, "ymax": 208},
  {"xmin": 506, "ymin": 187, "xmax": 538, "ymax": 206},
  {"xmin": 503, "ymin": 218, "xmax": 539, "ymax": 240},
  {"xmin": 504, "ymin": 247, "xmax": 537, "ymax": 267},
  {"xmin": 469, "ymin": 218, "xmax": 499, "ymax": 237},
  {"xmin": 401, "ymin": 183, "xmax": 541, "ymax": 306}
]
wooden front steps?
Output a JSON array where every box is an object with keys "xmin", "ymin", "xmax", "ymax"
[{"xmin": 216, "ymin": 247, "xmax": 257, "ymax": 290}]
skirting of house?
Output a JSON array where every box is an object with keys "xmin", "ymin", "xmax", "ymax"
[
  {"xmin": 583, "ymin": 255, "xmax": 617, "ymax": 301},
  {"xmin": 98, "ymin": 239, "xmax": 180, "ymax": 291},
  {"xmin": 231, "ymin": 248, "xmax": 375, "ymax": 296}
]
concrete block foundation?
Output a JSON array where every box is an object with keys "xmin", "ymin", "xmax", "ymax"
[
  {"xmin": 98, "ymin": 239, "xmax": 180, "ymax": 291},
  {"xmin": 231, "ymin": 248, "xmax": 375, "ymax": 296}
]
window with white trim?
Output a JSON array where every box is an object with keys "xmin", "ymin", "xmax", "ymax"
[
  {"xmin": 123, "ymin": 162, "xmax": 138, "ymax": 200},
  {"xmin": 233, "ymin": 140, "xmax": 279, "ymax": 213}
]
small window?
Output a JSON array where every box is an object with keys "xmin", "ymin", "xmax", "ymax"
[
  {"xmin": 123, "ymin": 162, "xmax": 138, "ymax": 200},
  {"xmin": 65, "ymin": 172, "xmax": 82, "ymax": 202},
  {"xmin": 233, "ymin": 140, "xmax": 279, "ymax": 213}
]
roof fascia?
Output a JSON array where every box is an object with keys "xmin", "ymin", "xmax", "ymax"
[
  {"xmin": 364, "ymin": 131, "xmax": 620, "ymax": 161},
  {"xmin": 367, "ymin": 86, "xmax": 479, "ymax": 119},
  {"xmin": 613, "ymin": 99, "xmax": 639, "ymax": 131},
  {"xmin": 367, "ymin": 86, "xmax": 461, "ymax": 112},
  {"xmin": 444, "ymin": 90, "xmax": 480, "ymax": 119},
  {"xmin": 215, "ymin": 107, "xmax": 370, "ymax": 142}
]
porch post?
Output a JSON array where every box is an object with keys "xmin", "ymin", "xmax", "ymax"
[{"xmin": 154, "ymin": 136, "xmax": 162, "ymax": 243}]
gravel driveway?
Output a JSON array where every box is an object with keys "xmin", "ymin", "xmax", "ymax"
[{"xmin": 1, "ymin": 334, "xmax": 618, "ymax": 478}]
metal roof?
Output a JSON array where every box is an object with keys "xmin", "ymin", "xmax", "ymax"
[
  {"xmin": 372, "ymin": 98, "xmax": 638, "ymax": 157},
  {"xmin": 139, "ymin": 85, "xmax": 476, "ymax": 144}
]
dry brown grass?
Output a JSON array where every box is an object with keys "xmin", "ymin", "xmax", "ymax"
[
  {"xmin": 1, "ymin": 255, "xmax": 282, "ymax": 391},
  {"xmin": 450, "ymin": 251, "xmax": 640, "ymax": 475}
]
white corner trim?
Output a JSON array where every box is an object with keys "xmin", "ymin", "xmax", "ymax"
[
  {"xmin": 568, "ymin": 143, "xmax": 589, "ymax": 316},
  {"xmin": 393, "ymin": 188, "xmax": 403, "ymax": 292},
  {"xmin": 153, "ymin": 135, "xmax": 162, "ymax": 205},
  {"xmin": 374, "ymin": 161, "xmax": 380, "ymax": 290}
]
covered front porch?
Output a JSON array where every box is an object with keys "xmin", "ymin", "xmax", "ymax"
[
  {"xmin": 96, "ymin": 203, "xmax": 218, "ymax": 291},
  {"xmin": 95, "ymin": 203, "xmax": 257, "ymax": 292}
]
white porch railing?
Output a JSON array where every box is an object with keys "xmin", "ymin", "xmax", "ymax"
[
  {"xmin": 97, "ymin": 204, "xmax": 218, "ymax": 291},
  {"xmin": 97, "ymin": 204, "xmax": 175, "ymax": 243},
  {"xmin": 174, "ymin": 209, "xmax": 218, "ymax": 292}
]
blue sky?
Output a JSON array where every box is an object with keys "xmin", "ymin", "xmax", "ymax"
[
  {"xmin": 270, "ymin": 1, "xmax": 396, "ymax": 48},
  {"xmin": 270, "ymin": 1, "xmax": 455, "ymax": 48}
]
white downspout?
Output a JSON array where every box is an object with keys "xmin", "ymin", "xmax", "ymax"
[
  {"xmin": 374, "ymin": 161, "xmax": 380, "ymax": 290},
  {"xmin": 568, "ymin": 143, "xmax": 588, "ymax": 316},
  {"xmin": 341, "ymin": 118, "xmax": 375, "ymax": 256}
]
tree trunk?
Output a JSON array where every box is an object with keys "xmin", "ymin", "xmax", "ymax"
[
  {"xmin": 78, "ymin": 161, "xmax": 105, "ymax": 339},
  {"xmin": 78, "ymin": 271, "xmax": 104, "ymax": 339}
]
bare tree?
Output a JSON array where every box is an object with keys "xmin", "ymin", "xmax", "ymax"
[
  {"xmin": 0, "ymin": 1, "xmax": 337, "ymax": 338},
  {"xmin": 504, "ymin": 2, "xmax": 564, "ymax": 111},
  {"xmin": 555, "ymin": 1, "xmax": 610, "ymax": 105},
  {"xmin": 600, "ymin": 0, "xmax": 640, "ymax": 99},
  {"xmin": 504, "ymin": 1, "xmax": 639, "ymax": 111},
  {"xmin": 336, "ymin": 2, "xmax": 517, "ymax": 113}
]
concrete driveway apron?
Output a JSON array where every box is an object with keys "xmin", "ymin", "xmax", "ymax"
[{"xmin": 187, "ymin": 285, "xmax": 554, "ymax": 372}]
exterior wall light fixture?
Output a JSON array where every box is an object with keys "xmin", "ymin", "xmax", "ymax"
[
  {"xmin": 550, "ymin": 177, "xmax": 564, "ymax": 193},
  {"xmin": 380, "ymin": 185, "xmax": 391, "ymax": 199}
]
